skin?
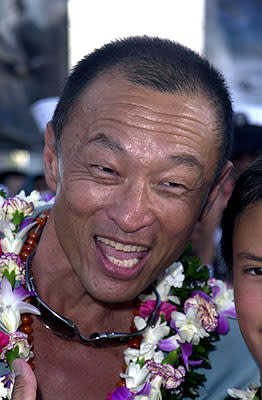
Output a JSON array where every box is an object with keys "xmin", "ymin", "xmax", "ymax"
[
  {"xmin": 21, "ymin": 72, "xmax": 232, "ymax": 399},
  {"xmin": 190, "ymin": 177, "xmax": 233, "ymax": 266},
  {"xmin": 43, "ymin": 73, "xmax": 231, "ymax": 305},
  {"xmin": 233, "ymin": 201, "xmax": 262, "ymax": 374}
]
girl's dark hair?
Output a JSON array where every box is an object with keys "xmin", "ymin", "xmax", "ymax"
[{"xmin": 221, "ymin": 156, "xmax": 262, "ymax": 272}]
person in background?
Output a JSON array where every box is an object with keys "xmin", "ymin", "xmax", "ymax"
[
  {"xmin": 0, "ymin": 170, "xmax": 27, "ymax": 197},
  {"xmin": 221, "ymin": 157, "xmax": 262, "ymax": 399},
  {"xmin": 231, "ymin": 123, "xmax": 262, "ymax": 185},
  {"xmin": 22, "ymin": 173, "xmax": 54, "ymax": 200}
]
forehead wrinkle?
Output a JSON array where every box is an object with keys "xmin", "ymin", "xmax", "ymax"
[
  {"xmin": 90, "ymin": 113, "xmax": 211, "ymax": 147},
  {"xmin": 82, "ymin": 133, "xmax": 126, "ymax": 153},
  {"xmin": 97, "ymin": 99, "xmax": 212, "ymax": 129}
]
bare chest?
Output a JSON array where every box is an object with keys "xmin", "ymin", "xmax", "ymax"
[{"xmin": 32, "ymin": 322, "xmax": 127, "ymax": 400}]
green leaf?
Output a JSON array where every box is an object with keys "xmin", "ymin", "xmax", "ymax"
[
  {"xmin": 12, "ymin": 210, "xmax": 24, "ymax": 231},
  {"xmin": 162, "ymin": 349, "xmax": 178, "ymax": 365},
  {"xmin": 2, "ymin": 269, "xmax": 16, "ymax": 288},
  {"xmin": 6, "ymin": 346, "xmax": 20, "ymax": 371},
  {"xmin": 0, "ymin": 190, "xmax": 6, "ymax": 199},
  {"xmin": 136, "ymin": 357, "xmax": 145, "ymax": 368}
]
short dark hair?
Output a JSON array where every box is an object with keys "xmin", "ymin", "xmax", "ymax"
[
  {"xmin": 52, "ymin": 35, "xmax": 233, "ymax": 181},
  {"xmin": 221, "ymin": 156, "xmax": 262, "ymax": 272}
]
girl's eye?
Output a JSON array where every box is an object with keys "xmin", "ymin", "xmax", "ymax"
[{"xmin": 246, "ymin": 267, "xmax": 262, "ymax": 276}]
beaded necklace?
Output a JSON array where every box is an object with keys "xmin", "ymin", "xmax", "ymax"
[
  {"xmin": 0, "ymin": 191, "xmax": 238, "ymax": 400},
  {"xmin": 18, "ymin": 210, "xmax": 50, "ymax": 371}
]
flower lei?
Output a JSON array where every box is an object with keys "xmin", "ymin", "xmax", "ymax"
[
  {"xmin": 0, "ymin": 189, "xmax": 246, "ymax": 400},
  {"xmin": 226, "ymin": 384, "xmax": 261, "ymax": 400}
]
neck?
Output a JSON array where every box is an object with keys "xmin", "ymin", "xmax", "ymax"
[{"xmin": 31, "ymin": 211, "xmax": 135, "ymax": 334}]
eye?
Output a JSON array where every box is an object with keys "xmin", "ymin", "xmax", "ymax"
[
  {"xmin": 91, "ymin": 165, "xmax": 119, "ymax": 176},
  {"xmin": 159, "ymin": 181, "xmax": 186, "ymax": 192},
  {"xmin": 162, "ymin": 181, "xmax": 182, "ymax": 187},
  {"xmin": 245, "ymin": 267, "xmax": 262, "ymax": 276}
]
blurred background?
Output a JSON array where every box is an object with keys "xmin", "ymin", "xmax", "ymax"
[{"xmin": 0, "ymin": 0, "xmax": 261, "ymax": 197}]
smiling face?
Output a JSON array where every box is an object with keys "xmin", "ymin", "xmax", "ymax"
[
  {"xmin": 233, "ymin": 201, "xmax": 262, "ymax": 366},
  {"xmin": 44, "ymin": 73, "xmax": 230, "ymax": 303}
]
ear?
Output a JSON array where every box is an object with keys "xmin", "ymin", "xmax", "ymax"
[
  {"xmin": 44, "ymin": 122, "xmax": 58, "ymax": 193},
  {"xmin": 201, "ymin": 161, "xmax": 233, "ymax": 219}
]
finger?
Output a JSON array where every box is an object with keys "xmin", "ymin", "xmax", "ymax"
[{"xmin": 11, "ymin": 359, "xmax": 37, "ymax": 400}]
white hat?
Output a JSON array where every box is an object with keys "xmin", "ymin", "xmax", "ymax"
[
  {"xmin": 30, "ymin": 97, "xmax": 59, "ymax": 133},
  {"xmin": 234, "ymin": 104, "xmax": 262, "ymax": 126}
]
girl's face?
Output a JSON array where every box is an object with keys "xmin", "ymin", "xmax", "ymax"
[{"xmin": 233, "ymin": 200, "xmax": 262, "ymax": 368}]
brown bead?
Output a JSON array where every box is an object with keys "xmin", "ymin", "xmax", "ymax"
[
  {"xmin": 133, "ymin": 308, "xmax": 141, "ymax": 316},
  {"xmin": 21, "ymin": 314, "xmax": 33, "ymax": 325},
  {"xmin": 42, "ymin": 210, "xmax": 50, "ymax": 217},
  {"xmin": 27, "ymin": 335, "xmax": 34, "ymax": 344},
  {"xmin": 128, "ymin": 337, "xmax": 142, "ymax": 349},
  {"xmin": 20, "ymin": 251, "xmax": 31, "ymax": 262},
  {"xmin": 36, "ymin": 217, "xmax": 46, "ymax": 228},
  {"xmin": 29, "ymin": 362, "xmax": 35, "ymax": 370},
  {"xmin": 19, "ymin": 325, "xmax": 33, "ymax": 335},
  {"xmin": 24, "ymin": 297, "xmax": 31, "ymax": 304},
  {"xmin": 117, "ymin": 378, "xmax": 126, "ymax": 388},
  {"xmin": 130, "ymin": 321, "xmax": 137, "ymax": 332},
  {"xmin": 27, "ymin": 232, "xmax": 39, "ymax": 241},
  {"xmin": 25, "ymin": 238, "xmax": 37, "ymax": 247},
  {"xmin": 21, "ymin": 244, "xmax": 34, "ymax": 253}
]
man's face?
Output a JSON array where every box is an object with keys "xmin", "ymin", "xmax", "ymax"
[
  {"xmin": 47, "ymin": 74, "xmax": 222, "ymax": 303},
  {"xmin": 233, "ymin": 201, "xmax": 262, "ymax": 366}
]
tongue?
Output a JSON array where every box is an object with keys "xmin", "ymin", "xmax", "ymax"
[{"xmin": 96, "ymin": 240, "xmax": 147, "ymax": 261}]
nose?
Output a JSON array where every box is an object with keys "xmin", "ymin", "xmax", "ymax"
[{"xmin": 106, "ymin": 180, "xmax": 155, "ymax": 233}]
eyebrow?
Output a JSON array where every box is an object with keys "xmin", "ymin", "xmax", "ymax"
[
  {"xmin": 236, "ymin": 252, "xmax": 262, "ymax": 263},
  {"xmin": 86, "ymin": 133, "xmax": 203, "ymax": 171},
  {"xmin": 168, "ymin": 154, "xmax": 203, "ymax": 171},
  {"xmin": 87, "ymin": 133, "xmax": 126, "ymax": 153}
]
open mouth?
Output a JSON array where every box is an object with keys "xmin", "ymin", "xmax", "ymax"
[{"xmin": 95, "ymin": 235, "xmax": 149, "ymax": 269}]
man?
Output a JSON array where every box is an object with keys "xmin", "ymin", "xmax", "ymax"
[{"xmin": 7, "ymin": 36, "xmax": 240, "ymax": 399}]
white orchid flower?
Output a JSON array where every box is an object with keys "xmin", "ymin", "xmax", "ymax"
[
  {"xmin": 0, "ymin": 376, "xmax": 8, "ymax": 399},
  {"xmin": 227, "ymin": 383, "xmax": 259, "ymax": 399},
  {"xmin": 124, "ymin": 342, "xmax": 164, "ymax": 366},
  {"xmin": 135, "ymin": 376, "xmax": 163, "ymax": 400},
  {"xmin": 139, "ymin": 263, "xmax": 184, "ymax": 304},
  {"xmin": 120, "ymin": 362, "xmax": 150, "ymax": 390},
  {"xmin": 0, "ymin": 221, "xmax": 37, "ymax": 254},
  {"xmin": 134, "ymin": 317, "xmax": 170, "ymax": 345},
  {"xmin": 165, "ymin": 262, "xmax": 185, "ymax": 288},
  {"xmin": 17, "ymin": 190, "xmax": 46, "ymax": 208},
  {"xmin": 0, "ymin": 277, "xmax": 40, "ymax": 334},
  {"xmin": 2, "ymin": 197, "xmax": 34, "ymax": 221},
  {"xmin": 172, "ymin": 308, "xmax": 209, "ymax": 345},
  {"xmin": 209, "ymin": 279, "xmax": 235, "ymax": 314}
]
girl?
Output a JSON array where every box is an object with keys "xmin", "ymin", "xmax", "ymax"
[{"xmin": 221, "ymin": 157, "xmax": 262, "ymax": 399}]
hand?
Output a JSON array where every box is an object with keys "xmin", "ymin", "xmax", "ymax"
[{"xmin": 11, "ymin": 359, "xmax": 37, "ymax": 400}]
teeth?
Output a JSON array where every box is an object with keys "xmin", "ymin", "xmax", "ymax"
[
  {"xmin": 106, "ymin": 255, "xmax": 139, "ymax": 268},
  {"xmin": 96, "ymin": 236, "xmax": 147, "ymax": 252}
]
